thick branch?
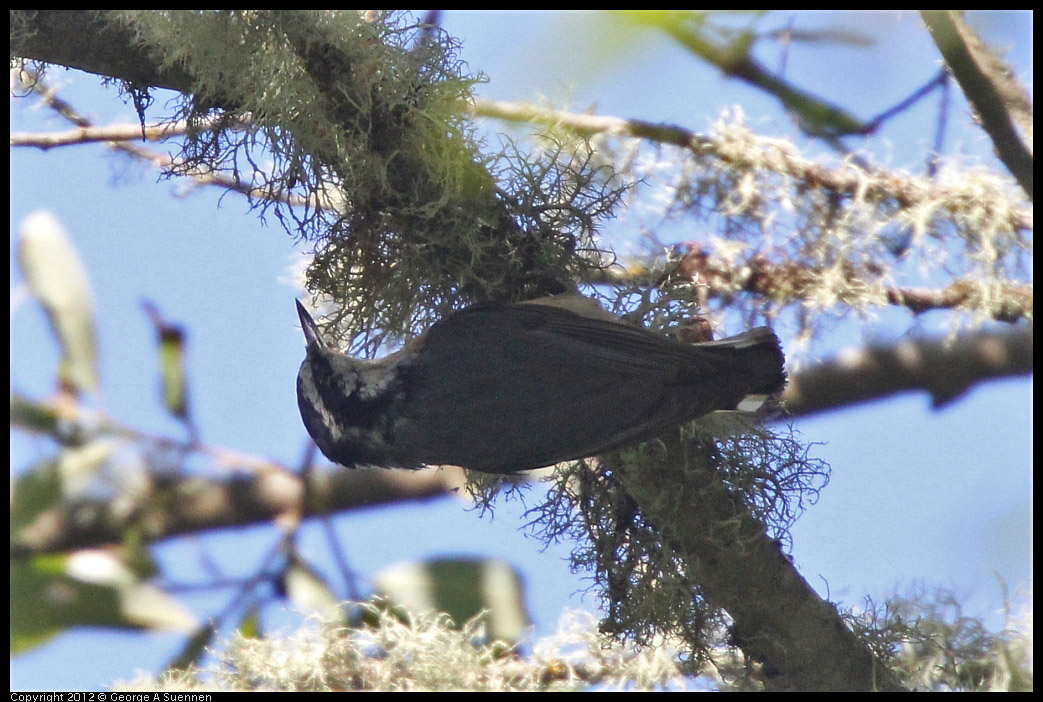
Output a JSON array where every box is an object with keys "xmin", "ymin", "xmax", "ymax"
[
  {"xmin": 11, "ymin": 460, "xmax": 462, "ymax": 558},
  {"xmin": 782, "ymin": 326, "xmax": 1033, "ymax": 418},
  {"xmin": 11, "ymin": 10, "xmax": 197, "ymax": 94},
  {"xmin": 613, "ymin": 439, "xmax": 905, "ymax": 691},
  {"xmin": 10, "ymin": 393, "xmax": 465, "ymax": 557}
]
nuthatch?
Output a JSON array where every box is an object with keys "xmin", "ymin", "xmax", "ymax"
[{"xmin": 296, "ymin": 297, "xmax": 785, "ymax": 474}]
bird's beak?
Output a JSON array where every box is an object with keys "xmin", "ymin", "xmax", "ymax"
[{"xmin": 296, "ymin": 299, "xmax": 327, "ymax": 351}]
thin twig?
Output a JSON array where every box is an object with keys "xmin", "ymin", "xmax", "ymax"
[{"xmin": 14, "ymin": 74, "xmax": 313, "ymax": 207}]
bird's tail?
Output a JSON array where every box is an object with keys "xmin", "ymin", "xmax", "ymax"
[{"xmin": 702, "ymin": 327, "xmax": 787, "ymax": 414}]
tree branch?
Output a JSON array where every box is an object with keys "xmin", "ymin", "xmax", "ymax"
[
  {"xmin": 921, "ymin": 11, "xmax": 1033, "ymax": 200},
  {"xmin": 11, "ymin": 75, "xmax": 314, "ymax": 208},
  {"xmin": 653, "ymin": 14, "xmax": 867, "ymax": 139},
  {"xmin": 474, "ymin": 98, "xmax": 1032, "ymax": 232},
  {"xmin": 10, "ymin": 392, "xmax": 467, "ymax": 558},
  {"xmin": 11, "ymin": 464, "xmax": 462, "ymax": 558},
  {"xmin": 16, "ymin": 104, "xmax": 1033, "ymax": 325},
  {"xmin": 583, "ymin": 251, "xmax": 1034, "ymax": 324},
  {"xmin": 781, "ymin": 326, "xmax": 1033, "ymax": 419},
  {"xmin": 11, "ymin": 10, "xmax": 197, "ymax": 94},
  {"xmin": 612, "ymin": 438, "xmax": 905, "ymax": 691},
  {"xmin": 13, "ymin": 10, "xmax": 1031, "ymax": 226},
  {"xmin": 11, "ymin": 121, "xmax": 193, "ymax": 149}
]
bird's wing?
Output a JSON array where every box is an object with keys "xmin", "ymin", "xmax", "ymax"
[
  {"xmin": 394, "ymin": 303, "xmax": 772, "ymax": 472},
  {"xmin": 425, "ymin": 302, "xmax": 733, "ymax": 374}
]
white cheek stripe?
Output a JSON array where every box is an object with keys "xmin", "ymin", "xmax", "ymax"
[
  {"xmin": 319, "ymin": 403, "xmax": 343, "ymax": 441},
  {"xmin": 313, "ymin": 379, "xmax": 392, "ymax": 449}
]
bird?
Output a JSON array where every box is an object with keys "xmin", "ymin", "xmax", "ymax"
[{"xmin": 296, "ymin": 296, "xmax": 786, "ymax": 474}]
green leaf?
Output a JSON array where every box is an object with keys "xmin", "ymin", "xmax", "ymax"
[
  {"xmin": 10, "ymin": 458, "xmax": 63, "ymax": 534},
  {"xmin": 16, "ymin": 210, "xmax": 99, "ymax": 394},
  {"xmin": 374, "ymin": 557, "xmax": 530, "ymax": 643},
  {"xmin": 141, "ymin": 300, "xmax": 192, "ymax": 423},
  {"xmin": 9, "ymin": 393, "xmax": 63, "ymax": 437},
  {"xmin": 282, "ymin": 558, "xmax": 345, "ymax": 623},
  {"xmin": 237, "ymin": 606, "xmax": 263, "ymax": 640},
  {"xmin": 10, "ymin": 550, "xmax": 197, "ymax": 654}
]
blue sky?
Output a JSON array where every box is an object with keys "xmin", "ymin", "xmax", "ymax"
[{"xmin": 10, "ymin": 11, "xmax": 1032, "ymax": 690}]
